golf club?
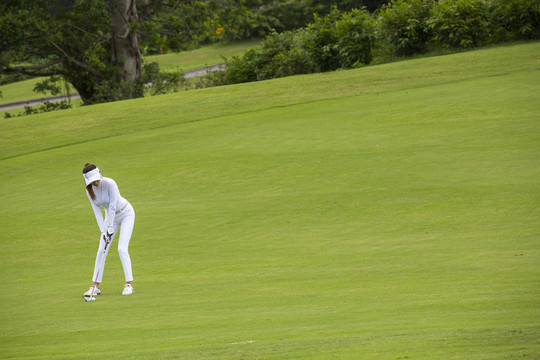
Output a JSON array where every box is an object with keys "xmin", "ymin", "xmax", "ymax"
[{"xmin": 85, "ymin": 237, "xmax": 111, "ymax": 302}]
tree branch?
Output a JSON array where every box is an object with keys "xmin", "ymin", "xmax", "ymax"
[
  {"xmin": 2, "ymin": 59, "xmax": 63, "ymax": 76},
  {"xmin": 49, "ymin": 40, "xmax": 98, "ymax": 74},
  {"xmin": 172, "ymin": 0, "xmax": 182, "ymax": 10}
]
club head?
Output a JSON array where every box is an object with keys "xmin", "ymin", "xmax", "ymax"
[{"xmin": 84, "ymin": 296, "xmax": 96, "ymax": 302}]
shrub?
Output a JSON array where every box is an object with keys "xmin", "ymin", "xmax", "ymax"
[
  {"xmin": 304, "ymin": 10, "xmax": 342, "ymax": 72},
  {"xmin": 487, "ymin": 0, "xmax": 540, "ymax": 43},
  {"xmin": 140, "ymin": 62, "xmax": 186, "ymax": 96},
  {"xmin": 335, "ymin": 9, "xmax": 376, "ymax": 67},
  {"xmin": 304, "ymin": 8, "xmax": 375, "ymax": 71},
  {"xmin": 226, "ymin": 29, "xmax": 319, "ymax": 83},
  {"xmin": 377, "ymin": 0, "xmax": 434, "ymax": 56},
  {"xmin": 3, "ymin": 101, "xmax": 72, "ymax": 119},
  {"xmin": 428, "ymin": 0, "xmax": 490, "ymax": 48},
  {"xmin": 187, "ymin": 70, "xmax": 228, "ymax": 90},
  {"xmin": 255, "ymin": 29, "xmax": 319, "ymax": 80},
  {"xmin": 226, "ymin": 9, "xmax": 375, "ymax": 83},
  {"xmin": 225, "ymin": 47, "xmax": 262, "ymax": 84},
  {"xmin": 226, "ymin": 0, "xmax": 540, "ymax": 85}
]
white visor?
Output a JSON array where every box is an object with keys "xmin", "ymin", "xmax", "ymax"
[{"xmin": 84, "ymin": 168, "xmax": 102, "ymax": 185}]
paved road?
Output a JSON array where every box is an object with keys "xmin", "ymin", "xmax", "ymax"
[{"xmin": 0, "ymin": 63, "xmax": 225, "ymax": 112}]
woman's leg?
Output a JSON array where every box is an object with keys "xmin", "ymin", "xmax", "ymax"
[
  {"xmin": 117, "ymin": 206, "xmax": 135, "ymax": 283},
  {"xmin": 92, "ymin": 234, "xmax": 113, "ymax": 284}
]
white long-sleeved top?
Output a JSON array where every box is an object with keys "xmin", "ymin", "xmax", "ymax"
[{"xmin": 87, "ymin": 177, "xmax": 129, "ymax": 233}]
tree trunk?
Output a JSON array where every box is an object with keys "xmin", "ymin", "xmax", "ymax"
[{"xmin": 110, "ymin": 0, "xmax": 142, "ymax": 86}]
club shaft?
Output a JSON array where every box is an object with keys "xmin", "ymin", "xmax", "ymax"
[{"xmin": 89, "ymin": 240, "xmax": 110, "ymax": 298}]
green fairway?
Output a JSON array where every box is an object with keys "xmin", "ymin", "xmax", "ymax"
[
  {"xmin": 0, "ymin": 77, "xmax": 52, "ymax": 105},
  {"xmin": 0, "ymin": 42, "xmax": 539, "ymax": 359},
  {"xmin": 144, "ymin": 39, "xmax": 261, "ymax": 73}
]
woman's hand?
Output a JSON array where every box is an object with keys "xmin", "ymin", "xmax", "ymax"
[{"xmin": 102, "ymin": 228, "xmax": 114, "ymax": 243}]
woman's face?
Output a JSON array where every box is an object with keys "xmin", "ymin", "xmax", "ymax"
[{"xmin": 92, "ymin": 180, "xmax": 101, "ymax": 187}]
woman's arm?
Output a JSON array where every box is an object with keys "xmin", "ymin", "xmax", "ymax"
[
  {"xmin": 87, "ymin": 191, "xmax": 105, "ymax": 233},
  {"xmin": 105, "ymin": 179, "xmax": 120, "ymax": 232}
]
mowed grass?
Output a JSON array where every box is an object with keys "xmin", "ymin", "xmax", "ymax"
[
  {"xmin": 144, "ymin": 39, "xmax": 261, "ymax": 73},
  {"xmin": 0, "ymin": 77, "xmax": 54, "ymax": 105},
  {"xmin": 0, "ymin": 42, "xmax": 539, "ymax": 359}
]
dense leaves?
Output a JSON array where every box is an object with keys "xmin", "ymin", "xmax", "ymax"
[
  {"xmin": 226, "ymin": 0, "xmax": 540, "ymax": 83},
  {"xmin": 377, "ymin": 0, "xmax": 433, "ymax": 56},
  {"xmin": 0, "ymin": 0, "xmax": 140, "ymax": 104}
]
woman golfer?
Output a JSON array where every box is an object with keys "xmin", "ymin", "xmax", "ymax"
[{"xmin": 83, "ymin": 163, "xmax": 135, "ymax": 296}]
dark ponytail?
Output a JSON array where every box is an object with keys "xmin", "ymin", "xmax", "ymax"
[{"xmin": 83, "ymin": 163, "xmax": 97, "ymax": 200}]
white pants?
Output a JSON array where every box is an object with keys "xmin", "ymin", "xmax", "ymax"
[{"xmin": 92, "ymin": 203, "xmax": 135, "ymax": 283}]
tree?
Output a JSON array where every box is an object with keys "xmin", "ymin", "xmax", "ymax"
[
  {"xmin": 0, "ymin": 0, "xmax": 265, "ymax": 104},
  {"xmin": 111, "ymin": 0, "xmax": 143, "ymax": 83},
  {"xmin": 0, "ymin": 0, "xmax": 145, "ymax": 104},
  {"xmin": 0, "ymin": 0, "xmax": 391, "ymax": 106}
]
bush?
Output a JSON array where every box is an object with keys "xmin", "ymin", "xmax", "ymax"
[
  {"xmin": 304, "ymin": 10, "xmax": 343, "ymax": 71},
  {"xmin": 226, "ymin": 29, "xmax": 318, "ymax": 83},
  {"xmin": 335, "ymin": 9, "xmax": 376, "ymax": 67},
  {"xmin": 225, "ymin": 48, "xmax": 261, "ymax": 84},
  {"xmin": 258, "ymin": 29, "xmax": 318, "ymax": 79},
  {"xmin": 304, "ymin": 9, "xmax": 377, "ymax": 70},
  {"xmin": 377, "ymin": 0, "xmax": 434, "ymax": 56},
  {"xmin": 3, "ymin": 101, "xmax": 72, "ymax": 119},
  {"xmin": 226, "ymin": 0, "xmax": 540, "ymax": 85},
  {"xmin": 140, "ymin": 62, "xmax": 186, "ymax": 95},
  {"xmin": 487, "ymin": 0, "xmax": 540, "ymax": 43},
  {"xmin": 226, "ymin": 9, "xmax": 375, "ymax": 83},
  {"xmin": 428, "ymin": 0, "xmax": 490, "ymax": 48},
  {"xmin": 187, "ymin": 69, "xmax": 228, "ymax": 90}
]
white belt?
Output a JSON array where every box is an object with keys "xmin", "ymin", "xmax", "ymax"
[{"xmin": 116, "ymin": 203, "xmax": 129, "ymax": 214}]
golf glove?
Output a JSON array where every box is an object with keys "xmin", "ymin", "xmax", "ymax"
[{"xmin": 102, "ymin": 228, "xmax": 114, "ymax": 242}]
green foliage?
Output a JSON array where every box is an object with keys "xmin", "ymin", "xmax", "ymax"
[
  {"xmin": 334, "ymin": 8, "xmax": 375, "ymax": 67},
  {"xmin": 208, "ymin": 2, "xmax": 267, "ymax": 42},
  {"xmin": 377, "ymin": 0, "xmax": 433, "ymax": 56},
  {"xmin": 226, "ymin": 0, "xmax": 540, "ymax": 84},
  {"xmin": 0, "ymin": 73, "xmax": 33, "ymax": 86},
  {"xmin": 3, "ymin": 100, "xmax": 72, "ymax": 118},
  {"xmin": 186, "ymin": 70, "xmax": 228, "ymax": 90},
  {"xmin": 376, "ymin": 0, "xmax": 540, "ymax": 54},
  {"xmin": 139, "ymin": 0, "xmax": 269, "ymax": 54},
  {"xmin": 304, "ymin": 10, "xmax": 343, "ymax": 71},
  {"xmin": 139, "ymin": 62, "xmax": 186, "ymax": 95},
  {"xmin": 225, "ymin": 30, "xmax": 316, "ymax": 83},
  {"xmin": 225, "ymin": 48, "xmax": 262, "ymax": 83},
  {"xmin": 33, "ymin": 76, "xmax": 64, "ymax": 97},
  {"xmin": 256, "ymin": 0, "xmax": 318, "ymax": 32},
  {"xmin": 254, "ymin": 29, "xmax": 319, "ymax": 79},
  {"xmin": 428, "ymin": 0, "xmax": 490, "ymax": 48},
  {"xmin": 488, "ymin": 0, "xmax": 540, "ymax": 43},
  {"xmin": 226, "ymin": 9, "xmax": 374, "ymax": 83},
  {"xmin": 0, "ymin": 0, "xmax": 136, "ymax": 104},
  {"xmin": 140, "ymin": 0, "xmax": 389, "ymax": 54},
  {"xmin": 3, "ymin": 0, "xmax": 539, "ymax": 109}
]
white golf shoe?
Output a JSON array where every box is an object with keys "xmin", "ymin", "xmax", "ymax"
[
  {"xmin": 122, "ymin": 284, "xmax": 134, "ymax": 295},
  {"xmin": 84, "ymin": 286, "xmax": 101, "ymax": 296}
]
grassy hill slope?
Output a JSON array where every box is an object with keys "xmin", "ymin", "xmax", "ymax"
[{"xmin": 0, "ymin": 42, "xmax": 539, "ymax": 359}]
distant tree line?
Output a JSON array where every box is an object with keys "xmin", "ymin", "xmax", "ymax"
[
  {"xmin": 138, "ymin": 0, "xmax": 390, "ymax": 55},
  {"xmin": 1, "ymin": 0, "xmax": 538, "ymax": 106},
  {"xmin": 225, "ymin": 0, "xmax": 540, "ymax": 83}
]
